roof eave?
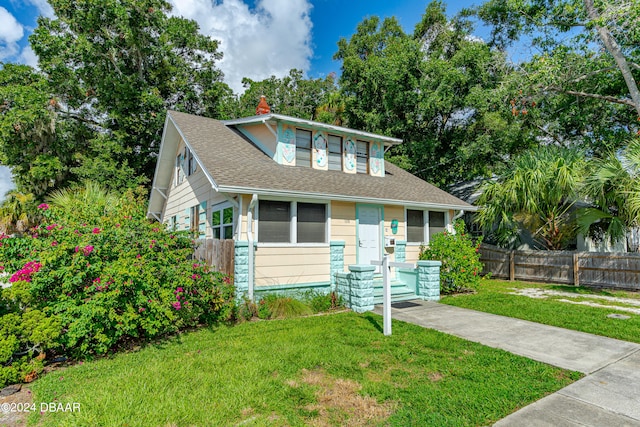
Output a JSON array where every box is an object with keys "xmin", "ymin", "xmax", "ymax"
[
  {"xmin": 222, "ymin": 113, "xmax": 403, "ymax": 146},
  {"xmin": 217, "ymin": 185, "xmax": 476, "ymax": 211}
]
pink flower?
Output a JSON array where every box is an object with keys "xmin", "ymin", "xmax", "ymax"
[
  {"xmin": 9, "ymin": 261, "xmax": 42, "ymax": 283},
  {"xmin": 45, "ymin": 224, "xmax": 57, "ymax": 231},
  {"xmin": 38, "ymin": 203, "xmax": 49, "ymax": 210},
  {"xmin": 92, "ymin": 228, "xmax": 101, "ymax": 234},
  {"xmin": 172, "ymin": 301, "xmax": 181, "ymax": 310},
  {"xmin": 176, "ymin": 287, "xmax": 184, "ymax": 293},
  {"xmin": 115, "ymin": 223, "xmax": 121, "ymax": 228},
  {"xmin": 82, "ymin": 245, "xmax": 94, "ymax": 256},
  {"xmin": 93, "ymin": 277, "xmax": 101, "ymax": 284},
  {"xmin": 138, "ymin": 307, "xmax": 146, "ymax": 313},
  {"xmin": 75, "ymin": 246, "xmax": 80, "ymax": 253},
  {"xmin": 51, "ymin": 241, "xmax": 58, "ymax": 247}
]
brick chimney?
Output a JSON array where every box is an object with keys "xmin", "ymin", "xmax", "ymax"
[{"xmin": 256, "ymin": 95, "xmax": 271, "ymax": 115}]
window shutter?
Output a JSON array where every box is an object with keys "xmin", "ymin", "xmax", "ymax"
[
  {"xmin": 184, "ymin": 208, "xmax": 190, "ymax": 231},
  {"xmin": 199, "ymin": 201, "xmax": 207, "ymax": 238}
]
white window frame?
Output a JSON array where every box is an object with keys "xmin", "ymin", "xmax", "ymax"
[
  {"xmin": 405, "ymin": 208, "xmax": 449, "ymax": 245},
  {"xmin": 256, "ymin": 198, "xmax": 330, "ymax": 247},
  {"xmin": 211, "ymin": 202, "xmax": 235, "ymax": 240}
]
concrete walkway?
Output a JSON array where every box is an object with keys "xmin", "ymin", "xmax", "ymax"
[{"xmin": 373, "ymin": 300, "xmax": 640, "ymax": 426}]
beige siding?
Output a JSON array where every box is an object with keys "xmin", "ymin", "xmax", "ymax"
[
  {"xmin": 254, "ymin": 246, "xmax": 330, "ymax": 286},
  {"xmin": 330, "ymin": 201, "xmax": 357, "ymax": 266},
  {"xmin": 163, "ymin": 139, "xmax": 222, "ymax": 236},
  {"xmin": 241, "ymin": 123, "xmax": 277, "ymax": 156},
  {"xmin": 405, "ymin": 245, "xmax": 422, "ymax": 264}
]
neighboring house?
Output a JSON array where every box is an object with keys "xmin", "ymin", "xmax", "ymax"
[{"xmin": 147, "ymin": 105, "xmax": 474, "ymax": 306}]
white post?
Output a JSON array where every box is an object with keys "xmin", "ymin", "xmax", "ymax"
[{"xmin": 382, "ymin": 255, "xmax": 391, "ymax": 336}]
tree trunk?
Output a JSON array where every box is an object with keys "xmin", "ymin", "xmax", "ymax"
[{"xmin": 583, "ymin": 0, "xmax": 640, "ymax": 117}]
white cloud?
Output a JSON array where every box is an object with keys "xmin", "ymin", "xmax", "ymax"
[
  {"xmin": 19, "ymin": 45, "xmax": 38, "ymax": 67},
  {"xmin": 24, "ymin": 0, "xmax": 55, "ymax": 18},
  {"xmin": 0, "ymin": 7, "xmax": 24, "ymax": 60},
  {"xmin": 169, "ymin": 0, "xmax": 313, "ymax": 94}
]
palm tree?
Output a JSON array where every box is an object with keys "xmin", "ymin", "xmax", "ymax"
[
  {"xmin": 577, "ymin": 140, "xmax": 640, "ymax": 248},
  {"xmin": 47, "ymin": 181, "xmax": 121, "ymax": 222},
  {"xmin": 476, "ymin": 146, "xmax": 586, "ymax": 250}
]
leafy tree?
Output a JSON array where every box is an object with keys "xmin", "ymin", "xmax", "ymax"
[
  {"xmin": 473, "ymin": 0, "xmax": 640, "ymax": 148},
  {"xmin": 234, "ymin": 69, "xmax": 340, "ymax": 121},
  {"xmin": 335, "ymin": 1, "xmax": 533, "ymax": 186},
  {"xmin": 476, "ymin": 146, "xmax": 586, "ymax": 250},
  {"xmin": 27, "ymin": 0, "xmax": 231, "ymax": 187},
  {"xmin": 0, "ymin": 64, "xmax": 86, "ymax": 198},
  {"xmin": 577, "ymin": 139, "xmax": 640, "ymax": 246}
]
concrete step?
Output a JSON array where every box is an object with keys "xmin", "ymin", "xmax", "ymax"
[{"xmin": 372, "ymin": 282, "xmax": 418, "ymax": 304}]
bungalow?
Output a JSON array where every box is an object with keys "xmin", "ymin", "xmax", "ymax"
[{"xmin": 147, "ymin": 101, "xmax": 475, "ymax": 310}]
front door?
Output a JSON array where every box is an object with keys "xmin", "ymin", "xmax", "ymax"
[{"xmin": 358, "ymin": 205, "xmax": 382, "ymax": 271}]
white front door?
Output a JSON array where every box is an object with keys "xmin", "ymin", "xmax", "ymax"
[{"xmin": 358, "ymin": 205, "xmax": 381, "ymax": 271}]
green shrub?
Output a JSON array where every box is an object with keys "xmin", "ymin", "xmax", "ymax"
[
  {"xmin": 301, "ymin": 290, "xmax": 344, "ymax": 313},
  {"xmin": 256, "ymin": 294, "xmax": 314, "ymax": 319},
  {"xmin": 0, "ymin": 185, "xmax": 235, "ymax": 361},
  {"xmin": 419, "ymin": 220, "xmax": 483, "ymax": 294}
]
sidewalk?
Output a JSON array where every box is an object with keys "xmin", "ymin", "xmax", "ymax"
[{"xmin": 373, "ymin": 300, "xmax": 640, "ymax": 426}]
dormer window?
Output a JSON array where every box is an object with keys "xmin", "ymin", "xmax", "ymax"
[
  {"xmin": 356, "ymin": 140, "xmax": 369, "ymax": 174},
  {"xmin": 296, "ymin": 129, "xmax": 312, "ymax": 167},
  {"xmin": 328, "ymin": 135, "xmax": 342, "ymax": 171}
]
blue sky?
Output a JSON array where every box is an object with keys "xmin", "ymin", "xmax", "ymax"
[
  {"xmin": 0, "ymin": 0, "xmax": 490, "ymax": 198},
  {"xmin": 1, "ymin": 0, "xmax": 489, "ymax": 91}
]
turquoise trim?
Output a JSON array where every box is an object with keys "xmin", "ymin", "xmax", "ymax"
[
  {"xmin": 417, "ymin": 260, "xmax": 442, "ymax": 267},
  {"xmin": 348, "ymin": 265, "xmax": 376, "ymax": 272},
  {"xmin": 253, "ymin": 282, "xmax": 332, "ymax": 300},
  {"xmin": 254, "ymin": 281, "xmax": 331, "ymax": 292},
  {"xmin": 276, "ymin": 122, "xmax": 283, "ymax": 163}
]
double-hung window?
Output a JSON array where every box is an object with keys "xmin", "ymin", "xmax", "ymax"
[
  {"xmin": 258, "ymin": 201, "xmax": 327, "ymax": 244},
  {"xmin": 328, "ymin": 135, "xmax": 342, "ymax": 171},
  {"xmin": 407, "ymin": 209, "xmax": 425, "ymax": 243},
  {"xmin": 258, "ymin": 200, "xmax": 291, "ymax": 243},
  {"xmin": 428, "ymin": 211, "xmax": 446, "ymax": 240},
  {"xmin": 297, "ymin": 203, "xmax": 326, "ymax": 243},
  {"xmin": 356, "ymin": 140, "xmax": 369, "ymax": 174},
  {"xmin": 295, "ymin": 129, "xmax": 312, "ymax": 167},
  {"xmin": 212, "ymin": 204, "xmax": 234, "ymax": 240},
  {"xmin": 407, "ymin": 209, "xmax": 447, "ymax": 243}
]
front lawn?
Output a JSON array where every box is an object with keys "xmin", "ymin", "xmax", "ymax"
[
  {"xmin": 29, "ymin": 312, "xmax": 578, "ymax": 427},
  {"xmin": 442, "ymin": 279, "xmax": 640, "ymax": 343}
]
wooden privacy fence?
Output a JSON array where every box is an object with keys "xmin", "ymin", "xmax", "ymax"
[
  {"xmin": 479, "ymin": 244, "xmax": 640, "ymax": 290},
  {"xmin": 193, "ymin": 239, "xmax": 235, "ymax": 276}
]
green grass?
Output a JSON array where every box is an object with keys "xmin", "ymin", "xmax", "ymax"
[
  {"xmin": 29, "ymin": 312, "xmax": 579, "ymax": 427},
  {"xmin": 442, "ymin": 279, "xmax": 640, "ymax": 343}
]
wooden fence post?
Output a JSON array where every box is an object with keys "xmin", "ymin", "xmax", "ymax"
[
  {"xmin": 573, "ymin": 253, "xmax": 579, "ymax": 286},
  {"xmin": 509, "ymin": 250, "xmax": 515, "ymax": 281}
]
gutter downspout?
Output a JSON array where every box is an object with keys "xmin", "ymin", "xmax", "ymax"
[{"xmin": 247, "ymin": 194, "xmax": 258, "ymax": 301}]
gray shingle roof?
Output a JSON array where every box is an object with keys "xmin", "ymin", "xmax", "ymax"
[{"xmin": 168, "ymin": 110, "xmax": 473, "ymax": 210}]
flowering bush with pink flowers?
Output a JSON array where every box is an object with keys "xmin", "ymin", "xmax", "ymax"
[{"xmin": 0, "ymin": 186, "xmax": 235, "ymax": 362}]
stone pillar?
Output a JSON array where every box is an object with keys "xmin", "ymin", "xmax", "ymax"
[
  {"xmin": 417, "ymin": 260, "xmax": 441, "ymax": 301},
  {"xmin": 234, "ymin": 241, "xmax": 250, "ymax": 299},
  {"xmin": 395, "ymin": 240, "xmax": 406, "ymax": 263},
  {"xmin": 348, "ymin": 265, "xmax": 376, "ymax": 313},
  {"xmin": 330, "ymin": 240, "xmax": 345, "ymax": 286}
]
